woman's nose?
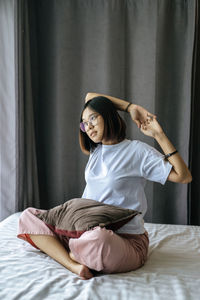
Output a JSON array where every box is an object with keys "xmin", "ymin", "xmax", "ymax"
[{"xmin": 88, "ymin": 122, "xmax": 94, "ymax": 129}]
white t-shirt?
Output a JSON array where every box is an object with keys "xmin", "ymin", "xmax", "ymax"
[{"xmin": 82, "ymin": 139, "xmax": 172, "ymax": 234}]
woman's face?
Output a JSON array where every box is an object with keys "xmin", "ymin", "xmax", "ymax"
[{"xmin": 82, "ymin": 107, "xmax": 105, "ymax": 144}]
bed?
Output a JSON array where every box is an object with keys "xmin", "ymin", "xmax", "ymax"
[{"xmin": 0, "ymin": 212, "xmax": 200, "ymax": 300}]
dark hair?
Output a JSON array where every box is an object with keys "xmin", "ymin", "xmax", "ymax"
[{"xmin": 79, "ymin": 96, "xmax": 126, "ymax": 154}]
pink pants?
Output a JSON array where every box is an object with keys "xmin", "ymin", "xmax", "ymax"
[{"xmin": 17, "ymin": 208, "xmax": 149, "ymax": 274}]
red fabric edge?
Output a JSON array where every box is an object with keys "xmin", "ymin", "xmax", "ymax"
[
  {"xmin": 17, "ymin": 234, "xmax": 39, "ymax": 249},
  {"xmin": 45, "ymin": 214, "xmax": 136, "ymax": 238},
  {"xmin": 46, "ymin": 224, "xmax": 85, "ymax": 238}
]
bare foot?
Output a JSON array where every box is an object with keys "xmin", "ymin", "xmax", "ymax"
[
  {"xmin": 70, "ymin": 262, "xmax": 94, "ymax": 280},
  {"xmin": 78, "ymin": 264, "xmax": 94, "ymax": 280},
  {"xmin": 69, "ymin": 252, "xmax": 94, "ymax": 280}
]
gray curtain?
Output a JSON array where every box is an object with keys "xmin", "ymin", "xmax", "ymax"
[
  {"xmin": 0, "ymin": 0, "xmax": 197, "ymax": 225},
  {"xmin": 189, "ymin": 0, "xmax": 200, "ymax": 225},
  {"xmin": 0, "ymin": 0, "xmax": 16, "ymax": 220},
  {"xmin": 16, "ymin": 0, "xmax": 40, "ymax": 212}
]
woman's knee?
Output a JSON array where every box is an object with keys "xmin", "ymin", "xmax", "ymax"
[
  {"xmin": 91, "ymin": 226, "xmax": 114, "ymax": 243},
  {"xmin": 69, "ymin": 227, "xmax": 115, "ymax": 271},
  {"xmin": 70, "ymin": 227, "xmax": 131, "ymax": 272},
  {"xmin": 83, "ymin": 228, "xmax": 145, "ymax": 274}
]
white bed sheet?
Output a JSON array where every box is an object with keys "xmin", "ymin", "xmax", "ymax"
[{"xmin": 0, "ymin": 212, "xmax": 200, "ymax": 300}]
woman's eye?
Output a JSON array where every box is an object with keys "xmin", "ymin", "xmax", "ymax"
[
  {"xmin": 83, "ymin": 122, "xmax": 88, "ymax": 127},
  {"xmin": 90, "ymin": 115, "xmax": 96, "ymax": 122}
]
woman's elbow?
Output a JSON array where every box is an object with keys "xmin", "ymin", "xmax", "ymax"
[
  {"xmin": 85, "ymin": 92, "xmax": 96, "ymax": 102},
  {"xmin": 180, "ymin": 173, "xmax": 192, "ymax": 184},
  {"xmin": 168, "ymin": 169, "xmax": 192, "ymax": 184}
]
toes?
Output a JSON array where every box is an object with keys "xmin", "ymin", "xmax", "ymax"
[{"xmin": 79, "ymin": 266, "xmax": 94, "ymax": 280}]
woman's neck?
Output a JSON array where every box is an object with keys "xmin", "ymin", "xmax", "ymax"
[{"xmin": 102, "ymin": 138, "xmax": 124, "ymax": 145}]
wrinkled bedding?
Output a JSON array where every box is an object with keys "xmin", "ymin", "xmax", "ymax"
[{"xmin": 0, "ymin": 212, "xmax": 200, "ymax": 300}]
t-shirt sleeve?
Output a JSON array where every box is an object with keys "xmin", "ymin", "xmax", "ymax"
[{"xmin": 139, "ymin": 142, "xmax": 173, "ymax": 185}]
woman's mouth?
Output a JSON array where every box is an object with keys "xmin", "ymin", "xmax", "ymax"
[{"xmin": 90, "ymin": 131, "xmax": 97, "ymax": 138}]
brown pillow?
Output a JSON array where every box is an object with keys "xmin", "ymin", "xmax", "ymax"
[{"xmin": 36, "ymin": 198, "xmax": 141, "ymax": 238}]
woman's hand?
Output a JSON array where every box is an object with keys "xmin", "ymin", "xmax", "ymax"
[
  {"xmin": 140, "ymin": 116, "xmax": 164, "ymax": 138},
  {"xmin": 129, "ymin": 105, "xmax": 156, "ymax": 129},
  {"xmin": 85, "ymin": 92, "xmax": 156, "ymax": 129}
]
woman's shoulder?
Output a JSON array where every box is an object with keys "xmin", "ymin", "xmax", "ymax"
[
  {"xmin": 128, "ymin": 139, "xmax": 151, "ymax": 149},
  {"xmin": 90, "ymin": 140, "xmax": 155, "ymax": 155},
  {"xmin": 128, "ymin": 139, "xmax": 157, "ymax": 155}
]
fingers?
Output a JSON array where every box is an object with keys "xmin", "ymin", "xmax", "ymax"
[
  {"xmin": 141, "ymin": 121, "xmax": 147, "ymax": 131},
  {"xmin": 132, "ymin": 111, "xmax": 156, "ymax": 129},
  {"xmin": 141, "ymin": 124, "xmax": 147, "ymax": 131},
  {"xmin": 143, "ymin": 118, "xmax": 152, "ymax": 126},
  {"xmin": 147, "ymin": 113, "xmax": 156, "ymax": 120},
  {"xmin": 134, "ymin": 120, "xmax": 141, "ymax": 128},
  {"xmin": 141, "ymin": 117, "xmax": 153, "ymax": 131}
]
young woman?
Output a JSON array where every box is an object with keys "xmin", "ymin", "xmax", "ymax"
[{"xmin": 17, "ymin": 93, "xmax": 192, "ymax": 280}]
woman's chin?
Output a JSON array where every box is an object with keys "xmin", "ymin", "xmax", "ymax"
[{"xmin": 90, "ymin": 136, "xmax": 102, "ymax": 144}]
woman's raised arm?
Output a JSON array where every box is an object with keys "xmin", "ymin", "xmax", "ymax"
[
  {"xmin": 140, "ymin": 117, "xmax": 192, "ymax": 184},
  {"xmin": 85, "ymin": 92, "xmax": 156, "ymax": 128}
]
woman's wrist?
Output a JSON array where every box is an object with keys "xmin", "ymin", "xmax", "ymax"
[
  {"xmin": 154, "ymin": 131, "xmax": 176, "ymax": 154},
  {"xmin": 127, "ymin": 103, "xmax": 137, "ymax": 112},
  {"xmin": 153, "ymin": 130, "xmax": 166, "ymax": 141}
]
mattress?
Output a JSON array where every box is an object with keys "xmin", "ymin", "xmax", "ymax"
[{"xmin": 0, "ymin": 212, "xmax": 200, "ymax": 300}]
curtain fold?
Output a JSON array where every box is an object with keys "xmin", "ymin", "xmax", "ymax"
[
  {"xmin": 0, "ymin": 0, "xmax": 16, "ymax": 221},
  {"xmin": 16, "ymin": 0, "xmax": 40, "ymax": 212},
  {"xmin": 0, "ymin": 0, "xmax": 198, "ymax": 225},
  {"xmin": 188, "ymin": 0, "xmax": 200, "ymax": 225}
]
